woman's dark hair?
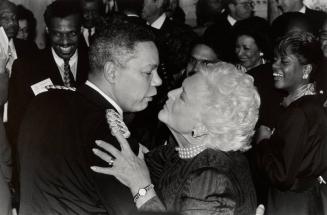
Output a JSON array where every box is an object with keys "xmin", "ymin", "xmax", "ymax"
[
  {"xmin": 17, "ymin": 5, "xmax": 36, "ymax": 41},
  {"xmin": 275, "ymin": 31, "xmax": 323, "ymax": 82},
  {"xmin": 233, "ymin": 16, "xmax": 273, "ymax": 61}
]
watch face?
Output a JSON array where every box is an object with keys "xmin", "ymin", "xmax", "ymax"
[{"xmin": 139, "ymin": 188, "xmax": 147, "ymax": 196}]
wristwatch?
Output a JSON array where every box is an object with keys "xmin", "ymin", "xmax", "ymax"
[{"xmin": 133, "ymin": 184, "xmax": 154, "ymax": 202}]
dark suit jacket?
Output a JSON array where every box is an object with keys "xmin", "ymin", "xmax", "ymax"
[
  {"xmin": 130, "ymin": 16, "xmax": 197, "ymax": 149},
  {"xmin": 305, "ymin": 7, "xmax": 327, "ymax": 35},
  {"xmin": 7, "ymin": 48, "xmax": 89, "ymax": 147},
  {"xmin": 18, "ymin": 84, "xmax": 139, "ymax": 215},
  {"xmin": 13, "ymin": 38, "xmax": 39, "ymax": 59},
  {"xmin": 202, "ymin": 12, "xmax": 235, "ymax": 62},
  {"xmin": 155, "ymin": 17, "xmax": 197, "ymax": 78}
]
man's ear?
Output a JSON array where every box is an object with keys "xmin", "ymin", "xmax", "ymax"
[{"xmin": 104, "ymin": 61, "xmax": 118, "ymax": 83}]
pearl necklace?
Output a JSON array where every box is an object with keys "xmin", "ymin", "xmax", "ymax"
[{"xmin": 176, "ymin": 144, "xmax": 206, "ymax": 159}]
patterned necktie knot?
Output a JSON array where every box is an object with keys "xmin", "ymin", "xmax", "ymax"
[{"xmin": 63, "ymin": 58, "xmax": 75, "ymax": 87}]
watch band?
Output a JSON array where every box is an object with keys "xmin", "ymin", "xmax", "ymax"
[{"xmin": 133, "ymin": 184, "xmax": 154, "ymax": 203}]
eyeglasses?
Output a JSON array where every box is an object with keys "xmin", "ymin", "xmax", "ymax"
[
  {"xmin": 236, "ymin": 1, "xmax": 255, "ymax": 9},
  {"xmin": 188, "ymin": 56, "xmax": 219, "ymax": 67},
  {"xmin": 318, "ymin": 30, "xmax": 327, "ymax": 41}
]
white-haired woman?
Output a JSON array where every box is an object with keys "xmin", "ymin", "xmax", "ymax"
[{"xmin": 91, "ymin": 62, "xmax": 261, "ymax": 214}]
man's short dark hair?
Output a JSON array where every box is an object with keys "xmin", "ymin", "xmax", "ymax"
[
  {"xmin": 44, "ymin": 0, "xmax": 82, "ymax": 27},
  {"xmin": 116, "ymin": 0, "xmax": 143, "ymax": 15},
  {"xmin": 89, "ymin": 15, "xmax": 156, "ymax": 73},
  {"xmin": 80, "ymin": 0, "xmax": 103, "ymax": 10}
]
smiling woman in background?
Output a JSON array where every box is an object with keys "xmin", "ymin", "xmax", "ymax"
[
  {"xmin": 91, "ymin": 62, "xmax": 260, "ymax": 214},
  {"xmin": 256, "ymin": 31, "xmax": 327, "ymax": 215}
]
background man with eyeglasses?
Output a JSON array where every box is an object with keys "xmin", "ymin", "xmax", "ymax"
[{"xmin": 203, "ymin": 0, "xmax": 254, "ymax": 63}]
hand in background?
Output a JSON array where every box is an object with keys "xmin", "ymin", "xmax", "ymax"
[{"xmin": 256, "ymin": 125, "xmax": 274, "ymax": 144}]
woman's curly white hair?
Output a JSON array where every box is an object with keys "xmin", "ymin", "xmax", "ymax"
[{"xmin": 198, "ymin": 62, "xmax": 260, "ymax": 152}]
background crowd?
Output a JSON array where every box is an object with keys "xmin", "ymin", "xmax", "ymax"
[{"xmin": 0, "ymin": 0, "xmax": 327, "ymax": 214}]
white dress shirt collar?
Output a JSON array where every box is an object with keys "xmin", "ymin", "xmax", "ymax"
[
  {"xmin": 227, "ymin": 15, "xmax": 237, "ymax": 26},
  {"xmin": 82, "ymin": 26, "xmax": 95, "ymax": 47},
  {"xmin": 85, "ymin": 80, "xmax": 123, "ymax": 117},
  {"xmin": 8, "ymin": 39, "xmax": 17, "ymax": 59},
  {"xmin": 151, "ymin": 13, "xmax": 167, "ymax": 29},
  {"xmin": 51, "ymin": 48, "xmax": 78, "ymax": 79},
  {"xmin": 299, "ymin": 6, "xmax": 306, "ymax": 14}
]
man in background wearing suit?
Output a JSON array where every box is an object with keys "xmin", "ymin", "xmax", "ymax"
[
  {"xmin": 131, "ymin": 0, "xmax": 197, "ymax": 149},
  {"xmin": 7, "ymin": 0, "xmax": 89, "ymax": 148},
  {"xmin": 81, "ymin": 0, "xmax": 102, "ymax": 47},
  {"xmin": 18, "ymin": 16, "xmax": 162, "ymax": 214},
  {"xmin": 203, "ymin": 0, "xmax": 254, "ymax": 62},
  {"xmin": 0, "ymin": 0, "xmax": 38, "ymax": 76},
  {"xmin": 268, "ymin": 0, "xmax": 327, "ymax": 35},
  {"xmin": 0, "ymin": 0, "xmax": 39, "ymax": 129}
]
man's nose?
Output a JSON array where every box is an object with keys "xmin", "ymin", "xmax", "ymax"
[{"xmin": 151, "ymin": 70, "xmax": 162, "ymax": 87}]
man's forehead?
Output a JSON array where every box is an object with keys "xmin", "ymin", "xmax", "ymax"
[{"xmin": 50, "ymin": 15, "xmax": 80, "ymax": 27}]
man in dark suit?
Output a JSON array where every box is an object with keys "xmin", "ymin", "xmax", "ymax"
[
  {"xmin": 116, "ymin": 0, "xmax": 146, "ymax": 25},
  {"xmin": 272, "ymin": 0, "xmax": 327, "ymax": 35},
  {"xmin": 132, "ymin": 0, "xmax": 197, "ymax": 149},
  {"xmin": 203, "ymin": 0, "xmax": 254, "ymax": 62},
  {"xmin": 80, "ymin": 0, "xmax": 102, "ymax": 47},
  {"xmin": 18, "ymin": 16, "xmax": 162, "ymax": 215},
  {"xmin": 0, "ymin": 0, "xmax": 38, "ymax": 128},
  {"xmin": 0, "ymin": 0, "xmax": 38, "ymax": 75},
  {"xmin": 7, "ymin": 1, "xmax": 89, "ymax": 148}
]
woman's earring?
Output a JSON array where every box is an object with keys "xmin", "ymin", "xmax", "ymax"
[
  {"xmin": 192, "ymin": 126, "xmax": 208, "ymax": 138},
  {"xmin": 303, "ymin": 73, "xmax": 309, "ymax": 80}
]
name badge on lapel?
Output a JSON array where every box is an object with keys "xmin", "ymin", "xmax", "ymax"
[{"xmin": 30, "ymin": 78, "xmax": 54, "ymax": 96}]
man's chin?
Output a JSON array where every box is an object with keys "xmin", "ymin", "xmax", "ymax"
[{"xmin": 56, "ymin": 52, "xmax": 74, "ymax": 60}]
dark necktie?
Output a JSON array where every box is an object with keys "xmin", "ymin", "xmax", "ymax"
[{"xmin": 63, "ymin": 59, "xmax": 75, "ymax": 87}]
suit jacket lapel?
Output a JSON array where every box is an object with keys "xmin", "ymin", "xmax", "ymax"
[
  {"xmin": 78, "ymin": 84, "xmax": 139, "ymax": 154},
  {"xmin": 78, "ymin": 84, "xmax": 117, "ymax": 111},
  {"xmin": 75, "ymin": 48, "xmax": 89, "ymax": 85},
  {"xmin": 44, "ymin": 48, "xmax": 66, "ymax": 85}
]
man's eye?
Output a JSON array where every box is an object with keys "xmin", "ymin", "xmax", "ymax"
[
  {"xmin": 69, "ymin": 32, "xmax": 78, "ymax": 37},
  {"xmin": 281, "ymin": 59, "xmax": 290, "ymax": 64},
  {"xmin": 53, "ymin": 32, "xmax": 61, "ymax": 37}
]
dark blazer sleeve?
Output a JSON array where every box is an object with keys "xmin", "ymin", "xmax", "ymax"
[
  {"xmin": 84, "ymin": 114, "xmax": 139, "ymax": 215},
  {"xmin": 0, "ymin": 169, "xmax": 11, "ymax": 215},
  {"xmin": 0, "ymin": 73, "xmax": 8, "ymax": 105},
  {"xmin": 256, "ymin": 107, "xmax": 309, "ymax": 190},
  {"xmin": 7, "ymin": 58, "xmax": 35, "ymax": 145}
]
